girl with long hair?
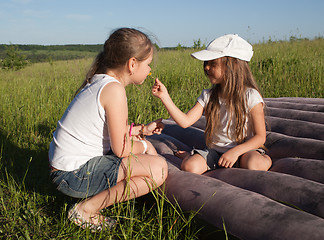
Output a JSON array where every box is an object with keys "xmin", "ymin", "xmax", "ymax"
[
  {"xmin": 152, "ymin": 34, "xmax": 271, "ymax": 174},
  {"xmin": 49, "ymin": 28, "xmax": 168, "ymax": 231}
]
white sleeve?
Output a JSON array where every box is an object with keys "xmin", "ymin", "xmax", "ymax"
[
  {"xmin": 246, "ymin": 88, "xmax": 264, "ymax": 112},
  {"xmin": 197, "ymin": 89, "xmax": 211, "ymax": 108}
]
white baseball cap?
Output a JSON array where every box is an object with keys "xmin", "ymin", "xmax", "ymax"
[{"xmin": 191, "ymin": 34, "xmax": 253, "ymax": 62}]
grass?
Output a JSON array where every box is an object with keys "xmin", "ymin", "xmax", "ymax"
[
  {"xmin": 0, "ymin": 38, "xmax": 323, "ymax": 239},
  {"xmin": 251, "ymin": 38, "xmax": 324, "ymax": 98}
]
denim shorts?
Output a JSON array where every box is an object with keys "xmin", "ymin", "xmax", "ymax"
[
  {"xmin": 192, "ymin": 148, "xmax": 223, "ymax": 170},
  {"xmin": 50, "ymin": 152, "xmax": 122, "ymax": 199},
  {"xmin": 193, "ymin": 148, "xmax": 266, "ymax": 170}
]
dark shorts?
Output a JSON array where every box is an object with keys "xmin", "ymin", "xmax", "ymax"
[
  {"xmin": 193, "ymin": 148, "xmax": 266, "ymax": 170},
  {"xmin": 50, "ymin": 151, "xmax": 122, "ymax": 199}
]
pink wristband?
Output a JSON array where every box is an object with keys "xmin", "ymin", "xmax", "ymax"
[{"xmin": 129, "ymin": 123, "xmax": 134, "ymax": 137}]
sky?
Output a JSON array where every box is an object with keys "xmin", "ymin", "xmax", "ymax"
[{"xmin": 0, "ymin": 0, "xmax": 323, "ymax": 47}]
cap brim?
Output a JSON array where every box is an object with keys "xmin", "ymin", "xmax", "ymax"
[{"xmin": 191, "ymin": 50, "xmax": 224, "ymax": 61}]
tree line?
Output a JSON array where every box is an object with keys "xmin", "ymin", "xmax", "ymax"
[
  {"xmin": 0, "ymin": 44, "xmax": 103, "ymax": 52},
  {"xmin": 0, "ymin": 40, "xmax": 205, "ymax": 70}
]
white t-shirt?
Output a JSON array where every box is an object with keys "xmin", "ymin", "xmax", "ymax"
[
  {"xmin": 49, "ymin": 74, "xmax": 120, "ymax": 171},
  {"xmin": 197, "ymin": 88, "xmax": 264, "ymax": 153}
]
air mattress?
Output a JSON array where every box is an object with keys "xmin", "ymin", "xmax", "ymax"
[{"xmin": 147, "ymin": 97, "xmax": 324, "ymax": 240}]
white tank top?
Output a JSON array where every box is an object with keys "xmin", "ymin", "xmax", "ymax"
[{"xmin": 49, "ymin": 74, "xmax": 120, "ymax": 171}]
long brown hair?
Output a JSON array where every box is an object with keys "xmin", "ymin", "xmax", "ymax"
[
  {"xmin": 204, "ymin": 56, "xmax": 262, "ymax": 147},
  {"xmin": 75, "ymin": 28, "xmax": 154, "ymax": 94}
]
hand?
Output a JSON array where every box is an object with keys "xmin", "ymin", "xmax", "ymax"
[
  {"xmin": 218, "ymin": 148, "xmax": 240, "ymax": 168},
  {"xmin": 152, "ymin": 78, "xmax": 168, "ymax": 99},
  {"xmin": 144, "ymin": 118, "xmax": 164, "ymax": 136}
]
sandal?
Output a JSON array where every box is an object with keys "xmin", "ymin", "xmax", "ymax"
[{"xmin": 68, "ymin": 203, "xmax": 116, "ymax": 232}]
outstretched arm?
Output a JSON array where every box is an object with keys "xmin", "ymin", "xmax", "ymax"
[{"xmin": 152, "ymin": 78, "xmax": 203, "ymax": 128}]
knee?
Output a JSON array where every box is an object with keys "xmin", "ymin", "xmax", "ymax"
[
  {"xmin": 241, "ymin": 152, "xmax": 272, "ymax": 171},
  {"xmin": 151, "ymin": 156, "xmax": 168, "ymax": 185},
  {"xmin": 181, "ymin": 160, "xmax": 204, "ymax": 174},
  {"xmin": 260, "ymin": 155, "xmax": 272, "ymax": 170}
]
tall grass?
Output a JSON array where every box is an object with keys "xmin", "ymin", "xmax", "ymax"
[
  {"xmin": 0, "ymin": 38, "xmax": 323, "ymax": 239},
  {"xmin": 251, "ymin": 38, "xmax": 323, "ymax": 98},
  {"xmin": 128, "ymin": 38, "xmax": 323, "ymax": 124}
]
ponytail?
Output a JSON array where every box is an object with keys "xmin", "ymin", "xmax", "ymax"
[{"xmin": 74, "ymin": 51, "xmax": 105, "ymax": 96}]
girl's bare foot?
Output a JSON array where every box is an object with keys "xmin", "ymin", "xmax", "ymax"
[{"xmin": 174, "ymin": 150, "xmax": 190, "ymax": 160}]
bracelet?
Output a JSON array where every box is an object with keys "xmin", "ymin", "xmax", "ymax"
[
  {"xmin": 129, "ymin": 123, "xmax": 134, "ymax": 137},
  {"xmin": 140, "ymin": 140, "xmax": 147, "ymax": 154},
  {"xmin": 138, "ymin": 124, "xmax": 145, "ymax": 139}
]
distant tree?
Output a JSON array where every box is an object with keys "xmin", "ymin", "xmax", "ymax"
[
  {"xmin": 176, "ymin": 43, "xmax": 184, "ymax": 50},
  {"xmin": 0, "ymin": 44, "xmax": 29, "ymax": 70},
  {"xmin": 193, "ymin": 39, "xmax": 202, "ymax": 49}
]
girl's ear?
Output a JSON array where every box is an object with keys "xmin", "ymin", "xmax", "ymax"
[{"xmin": 127, "ymin": 57, "xmax": 137, "ymax": 75}]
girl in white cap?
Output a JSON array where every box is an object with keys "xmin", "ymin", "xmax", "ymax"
[
  {"xmin": 152, "ymin": 34, "xmax": 272, "ymax": 174},
  {"xmin": 49, "ymin": 28, "xmax": 168, "ymax": 231}
]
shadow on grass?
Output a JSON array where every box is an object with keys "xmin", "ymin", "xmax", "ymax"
[
  {"xmin": 0, "ymin": 126, "xmax": 239, "ymax": 239},
  {"xmin": 0, "ymin": 125, "xmax": 74, "ymax": 206}
]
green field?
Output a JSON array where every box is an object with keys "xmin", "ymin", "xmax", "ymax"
[{"xmin": 0, "ymin": 38, "xmax": 323, "ymax": 239}]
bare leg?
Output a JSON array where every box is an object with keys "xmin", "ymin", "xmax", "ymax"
[
  {"xmin": 180, "ymin": 153, "xmax": 208, "ymax": 175},
  {"xmin": 240, "ymin": 151, "xmax": 272, "ymax": 171},
  {"xmin": 144, "ymin": 140, "xmax": 158, "ymax": 155},
  {"xmin": 75, "ymin": 153, "xmax": 168, "ymax": 224}
]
